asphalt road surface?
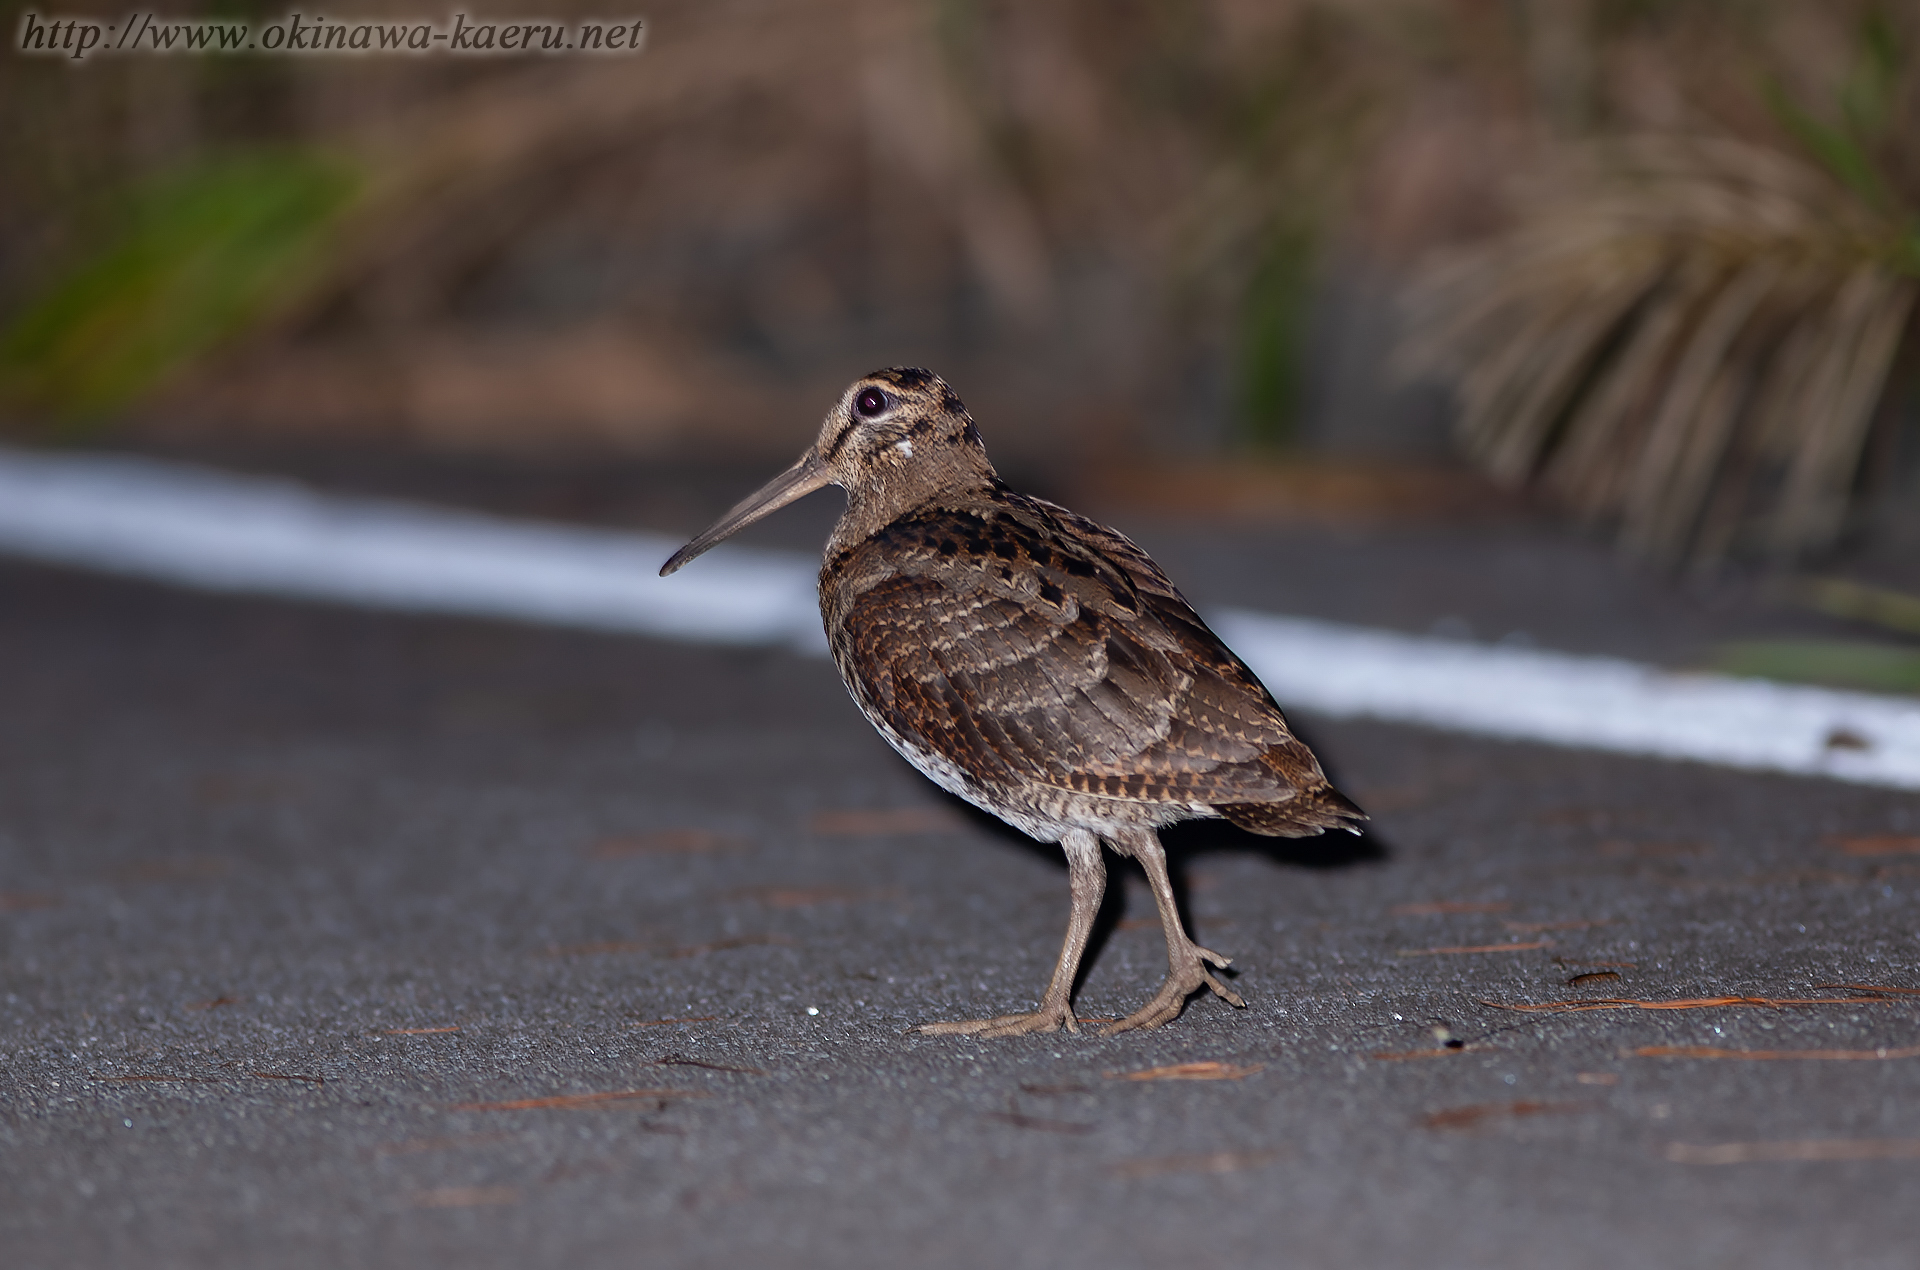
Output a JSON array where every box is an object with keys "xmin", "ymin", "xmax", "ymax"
[{"xmin": 4, "ymin": 451, "xmax": 1918, "ymax": 1270}]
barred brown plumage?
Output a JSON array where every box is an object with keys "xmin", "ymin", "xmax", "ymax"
[{"xmin": 662, "ymin": 367, "xmax": 1364, "ymax": 1036}]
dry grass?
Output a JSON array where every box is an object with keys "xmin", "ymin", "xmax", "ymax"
[
  {"xmin": 1105, "ymin": 1061, "xmax": 1264, "ymax": 1082},
  {"xmin": 0, "ymin": 0, "xmax": 1430, "ymax": 452},
  {"xmin": 1398, "ymin": 940, "xmax": 1551, "ymax": 956},
  {"xmin": 1481, "ymin": 992, "xmax": 1897, "ymax": 1014},
  {"xmin": 1403, "ymin": 104, "xmax": 1920, "ymax": 564},
  {"xmin": 7, "ymin": 0, "xmax": 1916, "ymax": 520},
  {"xmin": 1421, "ymin": 1099, "xmax": 1591, "ymax": 1131}
]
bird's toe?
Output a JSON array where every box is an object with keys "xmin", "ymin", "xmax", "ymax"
[
  {"xmin": 1102, "ymin": 948, "xmax": 1246, "ymax": 1034},
  {"xmin": 914, "ymin": 1005, "xmax": 1075, "ymax": 1039}
]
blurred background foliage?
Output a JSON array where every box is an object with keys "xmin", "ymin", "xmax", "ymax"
[
  {"xmin": 1, "ymin": 150, "xmax": 358, "ymax": 421},
  {"xmin": 1402, "ymin": 13, "xmax": 1920, "ymax": 569},
  {"xmin": 1, "ymin": 0, "xmax": 1916, "ymax": 574}
]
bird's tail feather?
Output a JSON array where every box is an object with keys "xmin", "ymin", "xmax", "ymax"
[{"xmin": 1217, "ymin": 784, "xmax": 1368, "ymax": 838}]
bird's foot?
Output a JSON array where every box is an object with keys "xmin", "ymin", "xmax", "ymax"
[
  {"xmin": 1101, "ymin": 944, "xmax": 1244, "ymax": 1035},
  {"xmin": 914, "ymin": 1000, "xmax": 1077, "ymax": 1039}
]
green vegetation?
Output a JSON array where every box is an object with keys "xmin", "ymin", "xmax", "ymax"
[
  {"xmin": 1720, "ymin": 575, "xmax": 1920, "ymax": 693},
  {"xmin": 1713, "ymin": 640, "xmax": 1920, "ymax": 694},
  {"xmin": 0, "ymin": 150, "xmax": 358, "ymax": 428},
  {"xmin": 1795, "ymin": 575, "xmax": 1920, "ymax": 638},
  {"xmin": 1236, "ymin": 224, "xmax": 1316, "ymax": 449},
  {"xmin": 1765, "ymin": 11, "xmax": 1903, "ymax": 214},
  {"xmin": 1763, "ymin": 12, "xmax": 1920, "ymax": 274}
]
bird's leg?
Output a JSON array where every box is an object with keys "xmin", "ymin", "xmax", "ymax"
[
  {"xmin": 1103, "ymin": 827, "xmax": 1245, "ymax": 1035},
  {"xmin": 915, "ymin": 829, "xmax": 1105, "ymax": 1038}
]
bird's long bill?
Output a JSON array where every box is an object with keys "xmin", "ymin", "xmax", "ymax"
[{"xmin": 658, "ymin": 450, "xmax": 833, "ymax": 576}]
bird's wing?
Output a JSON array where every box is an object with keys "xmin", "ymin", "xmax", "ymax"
[{"xmin": 832, "ymin": 497, "xmax": 1322, "ymax": 806}]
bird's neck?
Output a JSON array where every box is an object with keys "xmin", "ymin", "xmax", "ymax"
[{"xmin": 828, "ymin": 470, "xmax": 997, "ymax": 554}]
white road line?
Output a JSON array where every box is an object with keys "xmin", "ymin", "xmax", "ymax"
[
  {"xmin": 0, "ymin": 447, "xmax": 826, "ymax": 653},
  {"xmin": 1213, "ymin": 612, "xmax": 1920, "ymax": 791},
  {"xmin": 1, "ymin": 446, "xmax": 1916, "ymax": 789}
]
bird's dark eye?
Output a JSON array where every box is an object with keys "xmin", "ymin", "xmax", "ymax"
[{"xmin": 855, "ymin": 387, "xmax": 889, "ymax": 417}]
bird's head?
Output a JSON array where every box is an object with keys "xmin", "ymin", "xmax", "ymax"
[{"xmin": 660, "ymin": 367, "xmax": 994, "ymax": 576}]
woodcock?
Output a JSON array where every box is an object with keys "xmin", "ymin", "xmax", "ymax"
[{"xmin": 661, "ymin": 368, "xmax": 1365, "ymax": 1035}]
